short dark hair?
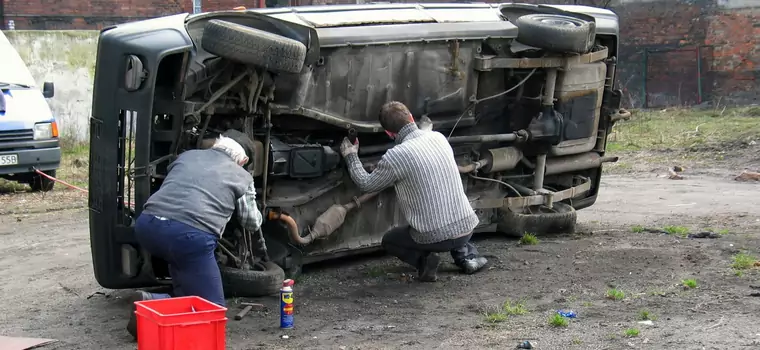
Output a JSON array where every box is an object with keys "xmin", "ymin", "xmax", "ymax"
[{"xmin": 379, "ymin": 101, "xmax": 413, "ymax": 133}]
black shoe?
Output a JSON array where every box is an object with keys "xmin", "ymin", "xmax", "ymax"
[
  {"xmin": 126, "ymin": 291, "xmax": 154, "ymax": 340},
  {"xmin": 418, "ymin": 254, "xmax": 441, "ymax": 282},
  {"xmin": 459, "ymin": 256, "xmax": 488, "ymax": 275}
]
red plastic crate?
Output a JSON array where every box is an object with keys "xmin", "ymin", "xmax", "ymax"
[{"xmin": 135, "ymin": 296, "xmax": 228, "ymax": 350}]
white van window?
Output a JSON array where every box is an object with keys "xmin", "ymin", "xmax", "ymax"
[{"xmin": 0, "ymin": 32, "xmax": 37, "ymax": 88}]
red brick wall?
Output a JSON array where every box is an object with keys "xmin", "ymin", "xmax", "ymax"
[{"xmin": 3, "ymin": 0, "xmax": 248, "ymax": 29}]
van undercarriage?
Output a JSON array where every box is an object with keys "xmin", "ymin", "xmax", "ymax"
[{"xmin": 89, "ymin": 3, "xmax": 627, "ymax": 296}]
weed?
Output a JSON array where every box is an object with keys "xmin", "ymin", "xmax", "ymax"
[
  {"xmin": 682, "ymin": 278, "xmax": 698, "ymax": 289},
  {"xmin": 624, "ymin": 328, "xmax": 640, "ymax": 337},
  {"xmin": 606, "ymin": 107, "xmax": 760, "ymax": 152},
  {"xmin": 519, "ymin": 233, "xmax": 540, "ymax": 245},
  {"xmin": 548, "ymin": 313, "xmax": 569, "ymax": 327},
  {"xmin": 606, "ymin": 288, "xmax": 625, "ymax": 301},
  {"xmin": 663, "ymin": 225, "xmax": 690, "ymax": 237},
  {"xmin": 572, "ymin": 337, "xmax": 582, "ymax": 345},
  {"xmin": 483, "ymin": 311, "xmax": 508, "ymax": 324},
  {"xmin": 639, "ymin": 310, "xmax": 657, "ymax": 321},
  {"xmin": 502, "ymin": 299, "xmax": 528, "ymax": 316},
  {"xmin": 364, "ymin": 266, "xmax": 387, "ymax": 278},
  {"xmin": 582, "ymin": 301, "xmax": 593, "ymax": 307},
  {"xmin": 717, "ymin": 229, "xmax": 730, "ymax": 235},
  {"xmin": 731, "ymin": 252, "xmax": 756, "ymax": 270},
  {"xmin": 735, "ymin": 270, "xmax": 744, "ymax": 277},
  {"xmin": 631, "ymin": 225, "xmax": 645, "ymax": 233}
]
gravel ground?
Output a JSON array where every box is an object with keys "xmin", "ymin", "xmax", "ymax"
[{"xmin": 1, "ymin": 172, "xmax": 759, "ymax": 350}]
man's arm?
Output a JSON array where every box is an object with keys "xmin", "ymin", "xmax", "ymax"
[
  {"xmin": 236, "ymin": 182, "xmax": 263, "ymax": 232},
  {"xmin": 344, "ymin": 152, "xmax": 398, "ymax": 193}
]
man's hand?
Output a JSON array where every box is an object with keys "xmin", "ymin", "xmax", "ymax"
[
  {"xmin": 340, "ymin": 137, "xmax": 359, "ymax": 157},
  {"xmin": 419, "ymin": 115, "xmax": 433, "ymax": 131}
]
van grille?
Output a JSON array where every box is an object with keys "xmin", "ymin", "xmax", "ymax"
[{"xmin": 0, "ymin": 129, "xmax": 34, "ymax": 143}]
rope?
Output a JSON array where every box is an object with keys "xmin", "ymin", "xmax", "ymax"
[{"xmin": 32, "ymin": 167, "xmax": 135, "ymax": 208}]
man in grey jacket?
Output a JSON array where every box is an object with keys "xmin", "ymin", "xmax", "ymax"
[
  {"xmin": 126, "ymin": 130, "xmax": 263, "ymax": 339},
  {"xmin": 340, "ymin": 101, "xmax": 487, "ymax": 282}
]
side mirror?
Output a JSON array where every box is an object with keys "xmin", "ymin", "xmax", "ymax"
[{"xmin": 42, "ymin": 82, "xmax": 55, "ymax": 98}]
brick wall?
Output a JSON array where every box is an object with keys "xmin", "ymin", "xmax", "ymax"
[{"xmin": 3, "ymin": 0, "xmax": 758, "ymax": 106}]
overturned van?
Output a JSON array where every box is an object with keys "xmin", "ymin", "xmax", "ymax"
[{"xmin": 89, "ymin": 3, "xmax": 629, "ymax": 296}]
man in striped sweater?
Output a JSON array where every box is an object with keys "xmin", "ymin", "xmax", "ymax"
[{"xmin": 340, "ymin": 101, "xmax": 488, "ymax": 282}]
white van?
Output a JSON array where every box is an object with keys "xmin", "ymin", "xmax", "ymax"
[{"xmin": 0, "ymin": 31, "xmax": 60, "ymax": 191}]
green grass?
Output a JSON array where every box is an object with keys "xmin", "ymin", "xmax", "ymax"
[
  {"xmin": 548, "ymin": 313, "xmax": 569, "ymax": 327},
  {"xmin": 607, "ymin": 107, "xmax": 760, "ymax": 152},
  {"xmin": 639, "ymin": 310, "xmax": 656, "ymax": 321},
  {"xmin": 624, "ymin": 328, "xmax": 640, "ymax": 338},
  {"xmin": 481, "ymin": 299, "xmax": 529, "ymax": 324},
  {"xmin": 731, "ymin": 252, "xmax": 756, "ymax": 270},
  {"xmin": 682, "ymin": 278, "xmax": 698, "ymax": 289},
  {"xmin": 663, "ymin": 225, "xmax": 690, "ymax": 237},
  {"xmin": 631, "ymin": 225, "xmax": 645, "ymax": 233},
  {"xmin": 606, "ymin": 289, "xmax": 625, "ymax": 301},
  {"xmin": 571, "ymin": 337, "xmax": 582, "ymax": 345},
  {"xmin": 502, "ymin": 299, "xmax": 528, "ymax": 316},
  {"xmin": 364, "ymin": 266, "xmax": 387, "ymax": 278},
  {"xmin": 519, "ymin": 233, "xmax": 540, "ymax": 245},
  {"xmin": 483, "ymin": 311, "xmax": 508, "ymax": 324}
]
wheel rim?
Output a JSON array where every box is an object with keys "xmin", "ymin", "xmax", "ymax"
[{"xmin": 531, "ymin": 15, "xmax": 584, "ymax": 28}]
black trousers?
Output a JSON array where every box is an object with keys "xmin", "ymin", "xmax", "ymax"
[{"xmin": 381, "ymin": 226, "xmax": 479, "ymax": 270}]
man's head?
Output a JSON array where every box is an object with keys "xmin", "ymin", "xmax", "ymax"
[
  {"xmin": 212, "ymin": 135, "xmax": 249, "ymax": 166},
  {"xmin": 379, "ymin": 101, "xmax": 414, "ymax": 138}
]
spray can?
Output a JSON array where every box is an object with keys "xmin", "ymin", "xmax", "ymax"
[{"xmin": 280, "ymin": 279, "xmax": 295, "ymax": 329}]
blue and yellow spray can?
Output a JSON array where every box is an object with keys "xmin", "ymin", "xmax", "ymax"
[{"xmin": 280, "ymin": 279, "xmax": 295, "ymax": 329}]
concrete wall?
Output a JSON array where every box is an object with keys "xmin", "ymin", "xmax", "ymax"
[{"xmin": 3, "ymin": 31, "xmax": 98, "ymax": 142}]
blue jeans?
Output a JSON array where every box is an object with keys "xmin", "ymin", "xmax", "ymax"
[{"xmin": 134, "ymin": 213, "xmax": 225, "ymax": 306}]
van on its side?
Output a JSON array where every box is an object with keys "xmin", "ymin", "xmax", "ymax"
[{"xmin": 0, "ymin": 31, "xmax": 60, "ymax": 191}]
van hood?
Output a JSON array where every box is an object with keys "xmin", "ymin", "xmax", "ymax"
[{"xmin": 0, "ymin": 89, "xmax": 54, "ymax": 130}]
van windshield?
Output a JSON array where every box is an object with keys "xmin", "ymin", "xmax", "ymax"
[{"xmin": 0, "ymin": 33, "xmax": 37, "ymax": 88}]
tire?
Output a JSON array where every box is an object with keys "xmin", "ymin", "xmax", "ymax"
[
  {"xmin": 220, "ymin": 261, "xmax": 285, "ymax": 298},
  {"xmin": 202, "ymin": 19, "xmax": 307, "ymax": 74},
  {"xmin": 497, "ymin": 202, "xmax": 577, "ymax": 237},
  {"xmin": 28, "ymin": 170, "xmax": 55, "ymax": 192},
  {"xmin": 515, "ymin": 14, "xmax": 595, "ymax": 54}
]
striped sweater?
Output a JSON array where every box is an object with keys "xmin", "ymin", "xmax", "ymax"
[{"xmin": 344, "ymin": 123, "xmax": 479, "ymax": 244}]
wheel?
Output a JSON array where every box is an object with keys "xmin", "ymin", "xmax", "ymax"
[
  {"xmin": 201, "ymin": 19, "xmax": 307, "ymax": 74},
  {"xmin": 28, "ymin": 170, "xmax": 56, "ymax": 192},
  {"xmin": 220, "ymin": 261, "xmax": 285, "ymax": 298},
  {"xmin": 515, "ymin": 14, "xmax": 595, "ymax": 53},
  {"xmin": 497, "ymin": 202, "xmax": 577, "ymax": 237}
]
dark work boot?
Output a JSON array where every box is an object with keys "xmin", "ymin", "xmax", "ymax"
[
  {"xmin": 126, "ymin": 291, "xmax": 154, "ymax": 340},
  {"xmin": 458, "ymin": 256, "xmax": 488, "ymax": 275},
  {"xmin": 418, "ymin": 254, "xmax": 441, "ymax": 282}
]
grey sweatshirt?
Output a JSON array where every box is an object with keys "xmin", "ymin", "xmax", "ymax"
[
  {"xmin": 142, "ymin": 148, "xmax": 258, "ymax": 236},
  {"xmin": 345, "ymin": 123, "xmax": 479, "ymax": 244}
]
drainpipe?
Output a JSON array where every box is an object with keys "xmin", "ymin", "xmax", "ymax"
[
  {"xmin": 0, "ymin": 0, "xmax": 4, "ymax": 30},
  {"xmin": 193, "ymin": 0, "xmax": 202, "ymax": 14}
]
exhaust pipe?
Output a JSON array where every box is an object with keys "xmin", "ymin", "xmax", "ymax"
[
  {"xmin": 269, "ymin": 191, "xmax": 382, "ymax": 245},
  {"xmin": 544, "ymin": 152, "xmax": 619, "ymax": 175}
]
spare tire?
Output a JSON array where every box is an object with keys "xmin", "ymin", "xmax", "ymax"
[
  {"xmin": 497, "ymin": 202, "xmax": 577, "ymax": 237},
  {"xmin": 202, "ymin": 19, "xmax": 307, "ymax": 74},
  {"xmin": 515, "ymin": 14, "xmax": 595, "ymax": 54},
  {"xmin": 220, "ymin": 261, "xmax": 285, "ymax": 298}
]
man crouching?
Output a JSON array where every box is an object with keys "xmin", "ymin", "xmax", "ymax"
[
  {"xmin": 339, "ymin": 101, "xmax": 488, "ymax": 282},
  {"xmin": 126, "ymin": 130, "xmax": 262, "ymax": 339}
]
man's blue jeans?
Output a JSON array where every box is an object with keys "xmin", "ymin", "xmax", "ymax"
[{"xmin": 134, "ymin": 213, "xmax": 225, "ymax": 306}]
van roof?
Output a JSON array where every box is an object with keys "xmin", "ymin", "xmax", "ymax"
[{"xmin": 0, "ymin": 32, "xmax": 37, "ymax": 88}]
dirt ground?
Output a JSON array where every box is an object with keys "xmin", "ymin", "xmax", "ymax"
[{"xmin": 1, "ymin": 149, "xmax": 760, "ymax": 350}]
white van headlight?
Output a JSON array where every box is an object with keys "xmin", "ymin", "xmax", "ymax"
[{"xmin": 34, "ymin": 122, "xmax": 54, "ymax": 140}]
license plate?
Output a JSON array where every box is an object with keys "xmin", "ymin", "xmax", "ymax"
[{"xmin": 0, "ymin": 154, "xmax": 19, "ymax": 166}]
